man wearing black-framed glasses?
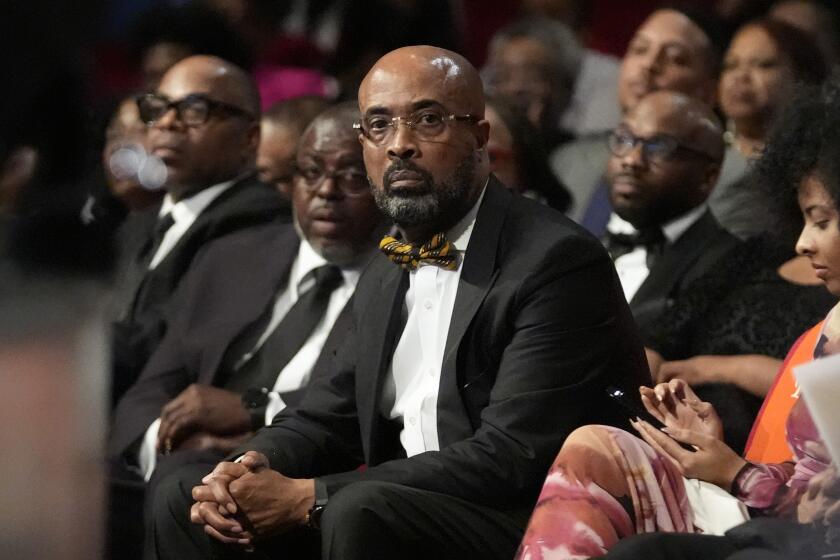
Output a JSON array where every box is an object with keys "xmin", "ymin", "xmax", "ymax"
[
  {"xmin": 604, "ymin": 90, "xmax": 739, "ymax": 334},
  {"xmin": 111, "ymin": 55, "xmax": 288, "ymax": 404}
]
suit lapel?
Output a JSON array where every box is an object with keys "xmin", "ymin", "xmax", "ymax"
[
  {"xmin": 201, "ymin": 233, "xmax": 299, "ymax": 385},
  {"xmin": 437, "ymin": 179, "xmax": 508, "ymax": 446},
  {"xmin": 357, "ymin": 260, "xmax": 409, "ymax": 463},
  {"xmin": 631, "ymin": 210, "xmax": 717, "ymax": 307}
]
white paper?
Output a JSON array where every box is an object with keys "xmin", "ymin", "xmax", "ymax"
[{"xmin": 793, "ymin": 352, "xmax": 840, "ymax": 465}]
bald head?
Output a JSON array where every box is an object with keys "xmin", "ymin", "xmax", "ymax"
[
  {"xmin": 149, "ymin": 55, "xmax": 262, "ymax": 199},
  {"xmin": 357, "ymin": 46, "xmax": 491, "ymax": 243},
  {"xmin": 299, "ymin": 102, "xmax": 360, "ymax": 154},
  {"xmin": 360, "ymin": 46, "xmax": 485, "ymax": 117},
  {"xmin": 292, "ymin": 101, "xmax": 382, "ymax": 266},
  {"xmin": 607, "ymin": 90, "xmax": 725, "ymax": 228},
  {"xmin": 161, "ymin": 55, "xmax": 260, "ymax": 117},
  {"xmin": 628, "ymin": 90, "xmax": 724, "ymax": 163}
]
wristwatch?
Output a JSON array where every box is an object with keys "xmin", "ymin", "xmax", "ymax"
[
  {"xmin": 240, "ymin": 387, "xmax": 270, "ymax": 430},
  {"xmin": 305, "ymin": 480, "xmax": 329, "ymax": 530}
]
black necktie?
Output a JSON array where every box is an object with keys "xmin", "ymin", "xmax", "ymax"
[
  {"xmin": 121, "ymin": 213, "xmax": 175, "ymax": 321},
  {"xmin": 225, "ymin": 264, "xmax": 344, "ymax": 393},
  {"xmin": 140, "ymin": 213, "xmax": 176, "ymax": 269},
  {"xmin": 606, "ymin": 226, "xmax": 666, "ymax": 268}
]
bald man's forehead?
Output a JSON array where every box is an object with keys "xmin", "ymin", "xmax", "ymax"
[
  {"xmin": 158, "ymin": 59, "xmax": 251, "ymax": 109},
  {"xmin": 625, "ymin": 98, "xmax": 697, "ymax": 138},
  {"xmin": 636, "ymin": 10, "xmax": 711, "ymax": 53},
  {"xmin": 359, "ymin": 49, "xmax": 484, "ymax": 115}
]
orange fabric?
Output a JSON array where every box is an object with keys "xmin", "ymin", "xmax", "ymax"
[{"xmin": 744, "ymin": 321, "xmax": 823, "ymax": 464}]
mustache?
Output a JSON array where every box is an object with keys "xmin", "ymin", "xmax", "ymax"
[{"xmin": 383, "ymin": 160, "xmax": 434, "ymax": 193}]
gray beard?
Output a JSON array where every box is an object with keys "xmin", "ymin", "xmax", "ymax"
[{"xmin": 371, "ymin": 156, "xmax": 476, "ymax": 229}]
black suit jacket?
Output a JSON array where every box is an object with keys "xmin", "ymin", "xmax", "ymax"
[
  {"xmin": 238, "ymin": 177, "xmax": 651, "ymax": 511},
  {"xmin": 111, "ymin": 174, "xmax": 290, "ymax": 403},
  {"xmin": 109, "ymin": 222, "xmax": 353, "ymax": 459},
  {"xmin": 629, "ymin": 210, "xmax": 741, "ymax": 335}
]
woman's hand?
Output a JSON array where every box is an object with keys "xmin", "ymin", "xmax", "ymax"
[
  {"xmin": 632, "ymin": 418, "xmax": 747, "ymax": 491},
  {"xmin": 798, "ymin": 463, "xmax": 840, "ymax": 525},
  {"xmin": 640, "ymin": 379, "xmax": 724, "ymax": 441}
]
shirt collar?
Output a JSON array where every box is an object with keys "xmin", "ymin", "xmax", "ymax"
[
  {"xmin": 445, "ymin": 179, "xmax": 488, "ymax": 253},
  {"xmin": 606, "ymin": 203, "xmax": 707, "ymax": 244},
  {"xmin": 158, "ymin": 176, "xmax": 239, "ymax": 224},
  {"xmin": 291, "ymin": 237, "xmax": 361, "ymax": 296}
]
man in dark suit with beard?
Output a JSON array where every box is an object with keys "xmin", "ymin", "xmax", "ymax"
[
  {"xmin": 111, "ymin": 55, "xmax": 288, "ymax": 404},
  {"xmin": 149, "ymin": 45, "xmax": 650, "ymax": 560},
  {"xmin": 603, "ymin": 90, "xmax": 740, "ymax": 334}
]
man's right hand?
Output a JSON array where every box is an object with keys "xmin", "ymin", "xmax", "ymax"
[
  {"xmin": 158, "ymin": 384, "xmax": 251, "ymax": 451},
  {"xmin": 640, "ymin": 379, "xmax": 724, "ymax": 440}
]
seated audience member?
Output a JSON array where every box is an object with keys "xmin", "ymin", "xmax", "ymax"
[
  {"xmin": 711, "ymin": 18, "xmax": 827, "ymax": 240},
  {"xmin": 147, "ymin": 45, "xmax": 651, "ymax": 560},
  {"xmin": 519, "ymin": 0, "xmax": 623, "ymax": 137},
  {"xmin": 604, "ymin": 90, "xmax": 740, "ymax": 335},
  {"xmin": 110, "ymin": 55, "xmax": 288, "ymax": 405},
  {"xmin": 644, "ymin": 234, "xmax": 834, "ymax": 453},
  {"xmin": 514, "ymin": 78, "xmax": 840, "ymax": 560},
  {"xmin": 257, "ymin": 95, "xmax": 330, "ymax": 198},
  {"xmin": 109, "ymin": 103, "xmax": 382, "ymax": 504},
  {"xmin": 553, "ymin": 6, "xmax": 727, "ymax": 222},
  {"xmin": 485, "ymin": 96, "xmax": 571, "ymax": 213},
  {"xmin": 770, "ymin": 0, "xmax": 840, "ymax": 66},
  {"xmin": 483, "ymin": 17, "xmax": 583, "ymax": 149}
]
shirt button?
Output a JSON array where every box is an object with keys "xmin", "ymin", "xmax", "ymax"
[
  {"xmin": 409, "ymin": 417, "xmax": 417, "ymax": 425},
  {"xmin": 423, "ymin": 299, "xmax": 433, "ymax": 310},
  {"xmin": 427, "ymin": 368, "xmax": 435, "ymax": 377}
]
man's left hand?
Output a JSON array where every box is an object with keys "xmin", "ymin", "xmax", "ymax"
[{"xmin": 228, "ymin": 469, "xmax": 315, "ymax": 538}]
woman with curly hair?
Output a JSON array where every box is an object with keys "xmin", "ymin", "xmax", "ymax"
[{"xmin": 514, "ymin": 78, "xmax": 840, "ymax": 560}]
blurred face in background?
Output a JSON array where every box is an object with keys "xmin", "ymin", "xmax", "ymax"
[
  {"xmin": 103, "ymin": 97, "xmax": 163, "ymax": 210},
  {"xmin": 486, "ymin": 38, "xmax": 556, "ymax": 130},
  {"xmin": 485, "ymin": 105, "xmax": 521, "ymax": 191},
  {"xmin": 619, "ymin": 9, "xmax": 717, "ymax": 112},
  {"xmin": 719, "ymin": 24, "xmax": 795, "ymax": 130},
  {"xmin": 257, "ymin": 120, "xmax": 299, "ymax": 197}
]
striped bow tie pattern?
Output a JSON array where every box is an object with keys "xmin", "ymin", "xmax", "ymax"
[{"xmin": 379, "ymin": 232, "xmax": 459, "ymax": 271}]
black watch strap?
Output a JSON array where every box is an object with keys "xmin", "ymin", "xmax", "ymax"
[{"xmin": 305, "ymin": 479, "xmax": 329, "ymax": 530}]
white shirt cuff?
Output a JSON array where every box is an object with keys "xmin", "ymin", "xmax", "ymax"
[
  {"xmin": 138, "ymin": 418, "xmax": 161, "ymax": 482},
  {"xmin": 264, "ymin": 392, "xmax": 286, "ymax": 426}
]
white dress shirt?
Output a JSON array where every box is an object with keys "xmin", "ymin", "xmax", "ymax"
[
  {"xmin": 137, "ymin": 238, "xmax": 360, "ymax": 480},
  {"xmin": 608, "ymin": 204, "xmax": 707, "ymax": 302},
  {"xmin": 380, "ymin": 186, "xmax": 486, "ymax": 457},
  {"xmin": 148, "ymin": 179, "xmax": 237, "ymax": 269}
]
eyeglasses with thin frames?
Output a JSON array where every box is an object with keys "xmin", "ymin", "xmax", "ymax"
[
  {"xmin": 136, "ymin": 93, "xmax": 255, "ymax": 127},
  {"xmin": 294, "ymin": 163, "xmax": 370, "ymax": 197},
  {"xmin": 354, "ymin": 109, "xmax": 479, "ymax": 146},
  {"xmin": 608, "ymin": 128, "xmax": 715, "ymax": 164}
]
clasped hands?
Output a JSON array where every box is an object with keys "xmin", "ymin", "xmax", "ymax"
[
  {"xmin": 190, "ymin": 450, "xmax": 315, "ymax": 546},
  {"xmin": 630, "ymin": 378, "xmax": 748, "ymax": 491}
]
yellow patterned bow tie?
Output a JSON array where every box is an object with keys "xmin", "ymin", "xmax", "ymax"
[{"xmin": 379, "ymin": 232, "xmax": 459, "ymax": 271}]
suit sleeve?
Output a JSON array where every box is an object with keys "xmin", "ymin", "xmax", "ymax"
[
  {"xmin": 233, "ymin": 315, "xmax": 366, "ymax": 477},
  {"xmin": 108, "ymin": 258, "xmax": 206, "ymax": 459},
  {"xmin": 241, "ymin": 236, "xmax": 649, "ymax": 508}
]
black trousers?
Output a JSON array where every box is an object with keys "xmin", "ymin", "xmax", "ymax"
[
  {"xmin": 602, "ymin": 518, "xmax": 835, "ymax": 560},
  {"xmin": 148, "ymin": 464, "xmax": 530, "ymax": 560}
]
